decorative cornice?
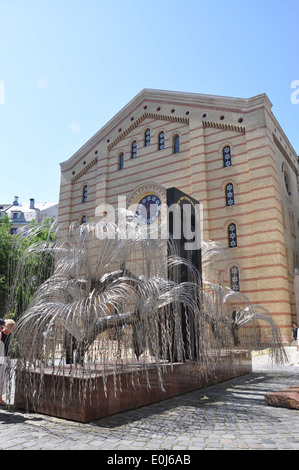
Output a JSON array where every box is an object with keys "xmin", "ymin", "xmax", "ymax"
[
  {"xmin": 127, "ymin": 182, "xmax": 167, "ymax": 207},
  {"xmin": 202, "ymin": 120, "xmax": 245, "ymax": 134},
  {"xmin": 108, "ymin": 112, "xmax": 189, "ymax": 151},
  {"xmin": 71, "ymin": 157, "xmax": 98, "ymax": 183},
  {"xmin": 60, "ymin": 90, "xmax": 271, "ymax": 171}
]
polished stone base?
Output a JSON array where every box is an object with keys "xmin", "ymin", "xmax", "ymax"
[
  {"xmin": 265, "ymin": 386, "xmax": 299, "ymax": 410},
  {"xmin": 15, "ymin": 350, "xmax": 252, "ymax": 423}
]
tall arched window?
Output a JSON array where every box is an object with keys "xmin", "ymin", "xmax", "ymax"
[
  {"xmin": 158, "ymin": 131, "xmax": 165, "ymax": 150},
  {"xmin": 131, "ymin": 140, "xmax": 137, "ymax": 159},
  {"xmin": 284, "ymin": 170, "xmax": 291, "ymax": 196},
  {"xmin": 228, "ymin": 223, "xmax": 237, "ymax": 248},
  {"xmin": 81, "ymin": 215, "xmax": 87, "ymax": 225},
  {"xmin": 118, "ymin": 152, "xmax": 124, "ymax": 170},
  {"xmin": 230, "ymin": 266, "xmax": 240, "ymax": 291},
  {"xmin": 144, "ymin": 129, "xmax": 150, "ymax": 147},
  {"xmin": 225, "ymin": 183, "xmax": 234, "ymax": 206},
  {"xmin": 223, "ymin": 145, "xmax": 232, "ymax": 167},
  {"xmin": 173, "ymin": 134, "xmax": 180, "ymax": 154},
  {"xmin": 82, "ymin": 185, "xmax": 88, "ymax": 203}
]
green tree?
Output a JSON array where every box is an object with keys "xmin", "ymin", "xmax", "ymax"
[
  {"xmin": 6, "ymin": 218, "xmax": 56, "ymax": 320},
  {"xmin": 0, "ymin": 215, "xmax": 12, "ymax": 316}
]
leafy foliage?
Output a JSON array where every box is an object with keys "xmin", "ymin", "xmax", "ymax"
[
  {"xmin": 0, "ymin": 215, "xmax": 13, "ymax": 315},
  {"xmin": 4, "ymin": 218, "xmax": 56, "ymax": 320}
]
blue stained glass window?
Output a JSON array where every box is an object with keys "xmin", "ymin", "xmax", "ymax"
[
  {"xmin": 158, "ymin": 131, "xmax": 165, "ymax": 150},
  {"xmin": 118, "ymin": 153, "xmax": 124, "ymax": 170},
  {"xmin": 145, "ymin": 129, "xmax": 150, "ymax": 146},
  {"xmin": 225, "ymin": 183, "xmax": 234, "ymax": 206},
  {"xmin": 230, "ymin": 266, "xmax": 240, "ymax": 291},
  {"xmin": 173, "ymin": 135, "xmax": 180, "ymax": 154},
  {"xmin": 82, "ymin": 185, "xmax": 88, "ymax": 203},
  {"xmin": 228, "ymin": 223, "xmax": 237, "ymax": 248},
  {"xmin": 132, "ymin": 141, "xmax": 137, "ymax": 158},
  {"xmin": 223, "ymin": 145, "xmax": 232, "ymax": 167}
]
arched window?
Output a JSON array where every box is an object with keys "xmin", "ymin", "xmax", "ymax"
[
  {"xmin": 284, "ymin": 170, "xmax": 291, "ymax": 196},
  {"xmin": 173, "ymin": 135, "xmax": 180, "ymax": 154},
  {"xmin": 228, "ymin": 223, "xmax": 237, "ymax": 248},
  {"xmin": 144, "ymin": 129, "xmax": 150, "ymax": 147},
  {"xmin": 82, "ymin": 185, "xmax": 88, "ymax": 203},
  {"xmin": 131, "ymin": 141, "xmax": 137, "ymax": 159},
  {"xmin": 223, "ymin": 145, "xmax": 232, "ymax": 167},
  {"xmin": 158, "ymin": 131, "xmax": 165, "ymax": 150},
  {"xmin": 225, "ymin": 183, "xmax": 234, "ymax": 206},
  {"xmin": 81, "ymin": 215, "xmax": 87, "ymax": 225},
  {"xmin": 230, "ymin": 266, "xmax": 240, "ymax": 291},
  {"xmin": 118, "ymin": 152, "xmax": 124, "ymax": 170}
]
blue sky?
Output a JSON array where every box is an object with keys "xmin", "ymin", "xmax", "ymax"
[{"xmin": 0, "ymin": 0, "xmax": 298, "ymax": 204}]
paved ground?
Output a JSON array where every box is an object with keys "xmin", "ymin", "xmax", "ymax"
[{"xmin": 1, "ymin": 347, "xmax": 299, "ymax": 451}]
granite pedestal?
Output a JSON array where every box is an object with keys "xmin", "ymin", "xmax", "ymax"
[
  {"xmin": 15, "ymin": 350, "xmax": 252, "ymax": 423},
  {"xmin": 265, "ymin": 386, "xmax": 299, "ymax": 410}
]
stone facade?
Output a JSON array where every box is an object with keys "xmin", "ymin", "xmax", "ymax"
[{"xmin": 58, "ymin": 89, "xmax": 299, "ymax": 342}]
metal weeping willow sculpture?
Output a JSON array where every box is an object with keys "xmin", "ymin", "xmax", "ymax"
[{"xmin": 5, "ymin": 208, "xmax": 287, "ymax": 418}]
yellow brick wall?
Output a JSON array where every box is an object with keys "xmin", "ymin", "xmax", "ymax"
[{"xmin": 58, "ymin": 89, "xmax": 299, "ymax": 342}]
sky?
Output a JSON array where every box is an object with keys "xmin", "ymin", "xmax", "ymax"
[{"xmin": 0, "ymin": 0, "xmax": 298, "ymax": 205}]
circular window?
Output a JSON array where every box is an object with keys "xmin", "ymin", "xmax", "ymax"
[{"xmin": 136, "ymin": 195, "xmax": 161, "ymax": 225}]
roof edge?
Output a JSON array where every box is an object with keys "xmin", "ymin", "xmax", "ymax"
[{"xmin": 60, "ymin": 89, "xmax": 272, "ymax": 171}]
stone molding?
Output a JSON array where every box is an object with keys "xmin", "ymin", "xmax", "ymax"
[
  {"xmin": 71, "ymin": 157, "xmax": 98, "ymax": 183},
  {"xmin": 202, "ymin": 120, "xmax": 245, "ymax": 134},
  {"xmin": 107, "ymin": 112, "xmax": 189, "ymax": 151}
]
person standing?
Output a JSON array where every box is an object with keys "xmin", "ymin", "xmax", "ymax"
[
  {"xmin": 291, "ymin": 322, "xmax": 298, "ymax": 346},
  {"xmin": 0, "ymin": 319, "xmax": 15, "ymax": 406},
  {"xmin": 0, "ymin": 319, "xmax": 7, "ymax": 406},
  {"xmin": 1, "ymin": 319, "xmax": 15, "ymax": 356},
  {"xmin": 63, "ymin": 330, "xmax": 77, "ymax": 364}
]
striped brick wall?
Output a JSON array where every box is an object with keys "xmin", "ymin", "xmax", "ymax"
[{"xmin": 58, "ymin": 89, "xmax": 299, "ymax": 341}]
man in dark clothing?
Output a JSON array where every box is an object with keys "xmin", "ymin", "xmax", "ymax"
[
  {"xmin": 63, "ymin": 330, "xmax": 77, "ymax": 364},
  {"xmin": 0, "ymin": 319, "xmax": 7, "ymax": 406},
  {"xmin": 292, "ymin": 322, "xmax": 298, "ymax": 339}
]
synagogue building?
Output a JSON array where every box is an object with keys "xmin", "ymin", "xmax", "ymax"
[{"xmin": 58, "ymin": 89, "xmax": 299, "ymax": 342}]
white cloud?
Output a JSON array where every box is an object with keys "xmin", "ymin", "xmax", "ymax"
[
  {"xmin": 38, "ymin": 78, "xmax": 49, "ymax": 89},
  {"xmin": 70, "ymin": 122, "xmax": 81, "ymax": 133}
]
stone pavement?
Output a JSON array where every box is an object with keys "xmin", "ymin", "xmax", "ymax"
[{"xmin": 1, "ymin": 347, "xmax": 299, "ymax": 451}]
